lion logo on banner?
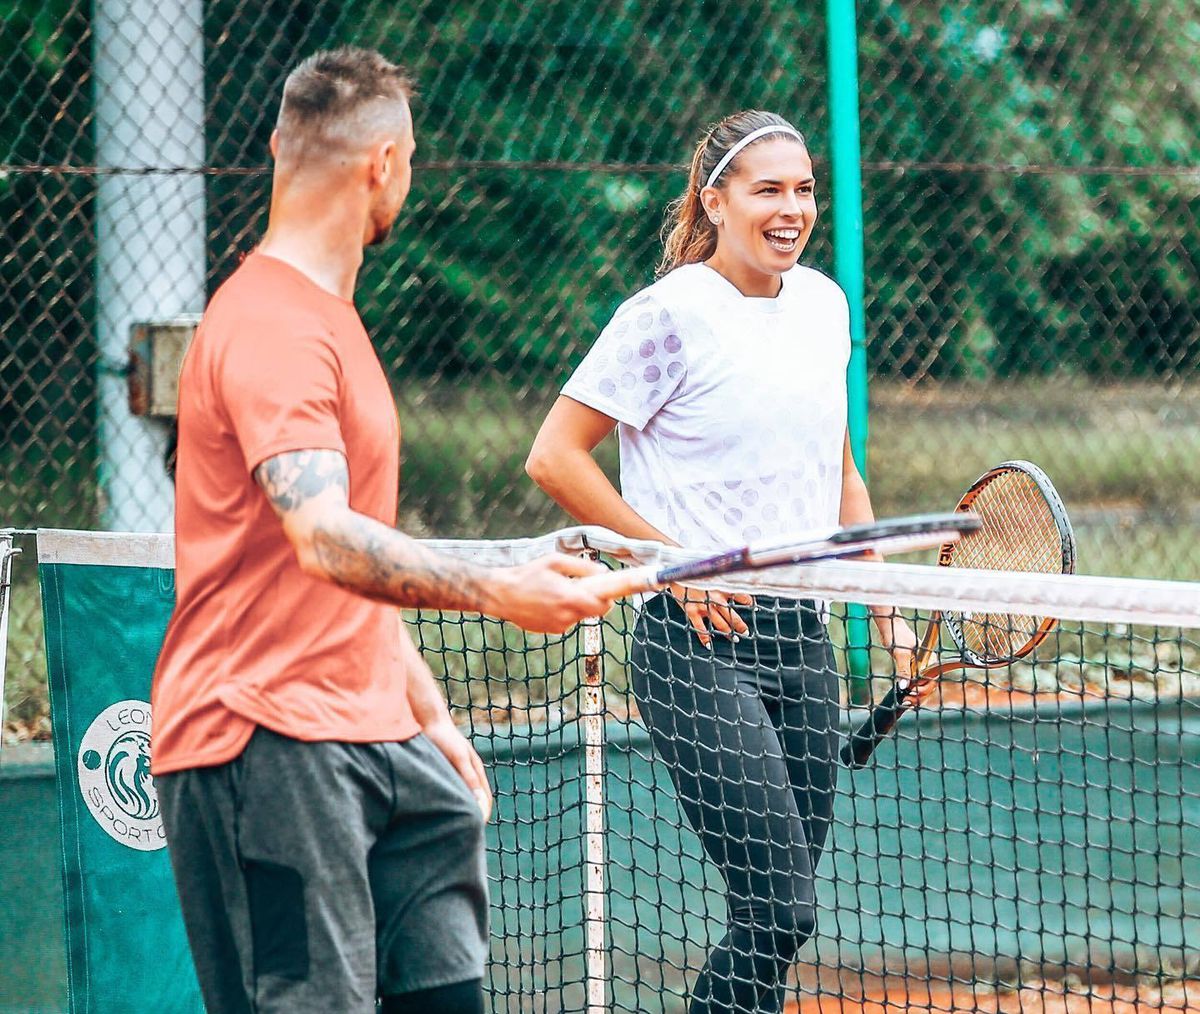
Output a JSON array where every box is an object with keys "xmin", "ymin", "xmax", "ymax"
[
  {"xmin": 106, "ymin": 729, "xmax": 158, "ymax": 821},
  {"xmin": 78, "ymin": 700, "xmax": 166, "ymax": 852}
]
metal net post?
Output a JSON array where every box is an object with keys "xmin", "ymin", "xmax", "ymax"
[
  {"xmin": 580, "ymin": 547, "xmax": 608, "ymax": 1014},
  {"xmin": 0, "ymin": 531, "xmax": 22, "ymax": 756}
]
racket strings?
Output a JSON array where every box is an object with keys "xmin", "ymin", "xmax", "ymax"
[{"xmin": 948, "ymin": 470, "xmax": 1066, "ymax": 662}]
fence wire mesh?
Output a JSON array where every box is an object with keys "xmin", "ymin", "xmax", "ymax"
[
  {"xmin": 2, "ymin": 2, "xmax": 1198, "ymax": 540},
  {"xmin": 2, "ymin": 3, "xmax": 1200, "ymax": 1002}
]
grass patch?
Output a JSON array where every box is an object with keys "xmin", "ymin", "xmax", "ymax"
[
  {"xmin": 396, "ymin": 379, "xmax": 1200, "ymax": 578},
  {"xmin": 867, "ymin": 378, "xmax": 1200, "ymax": 515},
  {"xmin": 3, "ymin": 553, "xmax": 48, "ymax": 743},
  {"xmin": 5, "ymin": 380, "xmax": 1200, "ymax": 744}
]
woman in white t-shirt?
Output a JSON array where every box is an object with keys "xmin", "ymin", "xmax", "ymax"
[{"xmin": 527, "ymin": 110, "xmax": 918, "ymax": 1013}]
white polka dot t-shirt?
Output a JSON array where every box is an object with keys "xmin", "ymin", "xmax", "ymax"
[{"xmin": 562, "ymin": 262, "xmax": 851, "ymax": 552}]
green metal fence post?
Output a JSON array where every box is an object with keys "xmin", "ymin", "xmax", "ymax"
[{"xmin": 826, "ymin": 0, "xmax": 872, "ymax": 701}]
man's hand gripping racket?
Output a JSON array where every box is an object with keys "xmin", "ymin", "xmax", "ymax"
[
  {"xmin": 581, "ymin": 512, "xmax": 983, "ymax": 599},
  {"xmin": 840, "ymin": 460, "xmax": 1077, "ymax": 769}
]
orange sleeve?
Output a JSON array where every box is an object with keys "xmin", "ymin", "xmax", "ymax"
[{"xmin": 218, "ymin": 327, "xmax": 347, "ymax": 474}]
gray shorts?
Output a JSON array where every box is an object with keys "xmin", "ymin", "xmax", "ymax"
[{"xmin": 158, "ymin": 728, "xmax": 488, "ymax": 1014}]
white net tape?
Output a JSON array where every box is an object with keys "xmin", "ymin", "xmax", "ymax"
[{"xmin": 35, "ymin": 525, "xmax": 1200, "ymax": 628}]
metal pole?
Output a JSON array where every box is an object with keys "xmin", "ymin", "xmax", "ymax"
[
  {"xmin": 826, "ymin": 0, "xmax": 873, "ymax": 698},
  {"xmin": 580, "ymin": 552, "xmax": 608, "ymax": 1014},
  {"xmin": 0, "ymin": 533, "xmax": 22, "ymax": 759},
  {"xmin": 94, "ymin": 0, "xmax": 206, "ymax": 532}
]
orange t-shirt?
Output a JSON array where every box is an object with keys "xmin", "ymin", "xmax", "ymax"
[{"xmin": 151, "ymin": 253, "xmax": 420, "ymax": 775}]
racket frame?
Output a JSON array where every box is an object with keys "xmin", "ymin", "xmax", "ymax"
[
  {"xmin": 654, "ymin": 511, "xmax": 983, "ymax": 588},
  {"xmin": 841, "ymin": 459, "xmax": 1077, "ymax": 769},
  {"xmin": 942, "ymin": 460, "xmax": 1077, "ymax": 667}
]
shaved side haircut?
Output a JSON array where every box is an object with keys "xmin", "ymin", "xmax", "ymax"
[{"xmin": 276, "ymin": 47, "xmax": 414, "ymax": 160}]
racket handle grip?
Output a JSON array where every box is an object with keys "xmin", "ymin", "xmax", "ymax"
[{"xmin": 840, "ymin": 683, "xmax": 911, "ymax": 768}]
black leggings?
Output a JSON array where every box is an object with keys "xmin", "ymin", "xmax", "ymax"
[{"xmin": 631, "ymin": 593, "xmax": 842, "ymax": 1014}]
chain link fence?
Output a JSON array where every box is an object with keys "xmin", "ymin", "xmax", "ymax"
[{"xmin": 3, "ymin": 3, "xmax": 1199, "ymax": 712}]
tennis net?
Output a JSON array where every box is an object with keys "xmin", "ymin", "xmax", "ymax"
[
  {"xmin": 411, "ymin": 527, "xmax": 1200, "ymax": 1013},
  {"xmin": 13, "ymin": 526, "xmax": 1200, "ymax": 1013}
]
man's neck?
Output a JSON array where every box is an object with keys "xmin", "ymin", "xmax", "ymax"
[{"xmin": 258, "ymin": 183, "xmax": 366, "ymax": 301}]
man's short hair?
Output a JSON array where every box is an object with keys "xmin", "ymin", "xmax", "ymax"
[{"xmin": 277, "ymin": 47, "xmax": 414, "ymax": 153}]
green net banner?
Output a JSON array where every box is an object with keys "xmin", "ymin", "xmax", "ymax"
[{"xmin": 38, "ymin": 529, "xmax": 203, "ymax": 1014}]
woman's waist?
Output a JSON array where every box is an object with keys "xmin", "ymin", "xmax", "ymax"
[{"xmin": 642, "ymin": 590, "xmax": 826, "ymax": 640}]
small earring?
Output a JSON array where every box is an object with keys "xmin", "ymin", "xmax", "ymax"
[{"xmin": 710, "ymin": 215, "xmax": 721, "ymax": 225}]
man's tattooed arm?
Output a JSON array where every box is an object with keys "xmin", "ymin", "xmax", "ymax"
[
  {"xmin": 253, "ymin": 449, "xmax": 499, "ymax": 613},
  {"xmin": 254, "ymin": 449, "xmax": 349, "ymax": 512}
]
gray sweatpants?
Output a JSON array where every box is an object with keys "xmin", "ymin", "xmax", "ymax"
[{"xmin": 158, "ymin": 727, "xmax": 488, "ymax": 1014}]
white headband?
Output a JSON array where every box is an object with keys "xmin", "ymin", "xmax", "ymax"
[{"xmin": 704, "ymin": 125, "xmax": 804, "ymax": 190}]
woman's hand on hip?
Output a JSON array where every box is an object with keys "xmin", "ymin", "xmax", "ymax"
[{"xmin": 669, "ymin": 584, "xmax": 752, "ymax": 648}]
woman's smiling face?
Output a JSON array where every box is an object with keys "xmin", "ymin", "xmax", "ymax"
[{"xmin": 701, "ymin": 137, "xmax": 817, "ymax": 287}]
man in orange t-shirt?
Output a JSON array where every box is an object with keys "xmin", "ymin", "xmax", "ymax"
[{"xmin": 152, "ymin": 48, "xmax": 614, "ymax": 1014}]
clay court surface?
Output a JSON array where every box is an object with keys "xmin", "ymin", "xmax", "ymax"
[{"xmin": 789, "ymin": 979, "xmax": 1200, "ymax": 1013}]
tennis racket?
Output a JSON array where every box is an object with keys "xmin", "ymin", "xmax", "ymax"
[
  {"xmin": 840, "ymin": 460, "xmax": 1076, "ymax": 769},
  {"xmin": 583, "ymin": 511, "xmax": 982, "ymax": 599}
]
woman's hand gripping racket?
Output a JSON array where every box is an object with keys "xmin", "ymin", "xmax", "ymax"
[
  {"xmin": 581, "ymin": 512, "xmax": 982, "ymax": 599},
  {"xmin": 840, "ymin": 460, "xmax": 1076, "ymax": 769}
]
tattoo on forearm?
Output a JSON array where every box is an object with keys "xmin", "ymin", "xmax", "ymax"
[
  {"xmin": 255, "ymin": 449, "xmax": 491, "ymax": 611},
  {"xmin": 254, "ymin": 450, "xmax": 349, "ymax": 513},
  {"xmin": 311, "ymin": 514, "xmax": 490, "ymax": 611}
]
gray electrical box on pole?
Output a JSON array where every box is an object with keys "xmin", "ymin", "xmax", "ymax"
[
  {"xmin": 128, "ymin": 317, "xmax": 200, "ymax": 419},
  {"xmin": 94, "ymin": 0, "xmax": 205, "ymax": 532}
]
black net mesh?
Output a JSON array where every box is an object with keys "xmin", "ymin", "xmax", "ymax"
[
  {"xmin": 3, "ymin": 527, "xmax": 1200, "ymax": 1011},
  {"xmin": 404, "ymin": 566, "xmax": 1200, "ymax": 1013}
]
